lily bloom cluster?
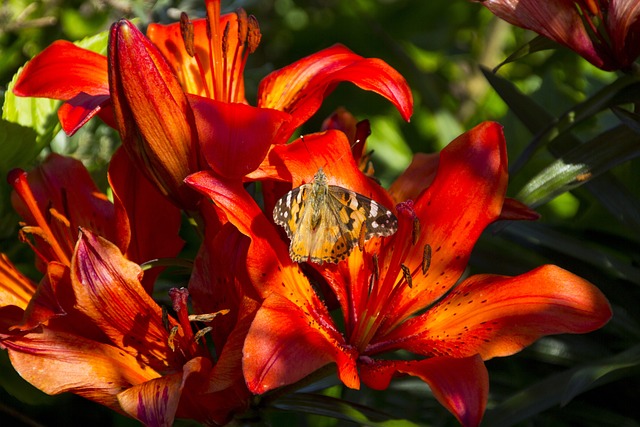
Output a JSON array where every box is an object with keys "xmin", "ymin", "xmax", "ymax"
[
  {"xmin": 474, "ymin": 0, "xmax": 640, "ymax": 71},
  {"xmin": 1, "ymin": 1, "xmax": 611, "ymax": 426}
]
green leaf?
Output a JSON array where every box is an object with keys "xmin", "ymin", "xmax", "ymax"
[
  {"xmin": 612, "ymin": 106, "xmax": 640, "ymax": 135},
  {"xmin": 271, "ymin": 393, "xmax": 424, "ymax": 427},
  {"xmin": 493, "ymin": 35, "xmax": 560, "ymax": 73},
  {"xmin": 562, "ymin": 345, "xmax": 640, "ymax": 405},
  {"xmin": 481, "ymin": 67, "xmax": 640, "ymax": 234},
  {"xmin": 515, "ymin": 125, "xmax": 640, "ymax": 207},
  {"xmin": 483, "ymin": 345, "xmax": 640, "ymax": 427},
  {"xmin": 502, "ymin": 222, "xmax": 640, "ymax": 283}
]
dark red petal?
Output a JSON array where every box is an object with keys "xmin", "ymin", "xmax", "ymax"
[
  {"xmin": 378, "ymin": 265, "xmax": 611, "ymax": 359},
  {"xmin": 476, "ymin": 0, "xmax": 611, "ymax": 69},
  {"xmin": 190, "ymin": 96, "xmax": 290, "ymax": 178},
  {"xmin": 243, "ymin": 292, "xmax": 358, "ymax": 393},
  {"xmin": 498, "ymin": 197, "xmax": 540, "ymax": 221},
  {"xmin": 360, "ymin": 355, "xmax": 488, "ymax": 427},
  {"xmin": 108, "ymin": 148, "xmax": 184, "ymax": 294}
]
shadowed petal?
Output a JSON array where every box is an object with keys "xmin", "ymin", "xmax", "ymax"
[
  {"xmin": 108, "ymin": 148, "xmax": 184, "ymax": 294},
  {"xmin": 243, "ymin": 292, "xmax": 358, "ymax": 393},
  {"xmin": 360, "ymin": 355, "xmax": 488, "ymax": 427},
  {"xmin": 117, "ymin": 357, "xmax": 211, "ymax": 427},
  {"xmin": 190, "ymin": 96, "xmax": 290, "ymax": 178},
  {"xmin": 3, "ymin": 327, "xmax": 159, "ymax": 410},
  {"xmin": 0, "ymin": 254, "xmax": 36, "ymax": 310}
]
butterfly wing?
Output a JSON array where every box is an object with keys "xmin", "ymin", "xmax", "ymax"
[
  {"xmin": 327, "ymin": 185, "xmax": 398, "ymax": 241},
  {"xmin": 273, "ymin": 179, "xmax": 398, "ymax": 264}
]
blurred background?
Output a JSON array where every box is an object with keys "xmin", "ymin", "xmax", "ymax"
[{"xmin": 1, "ymin": 0, "xmax": 638, "ymax": 426}]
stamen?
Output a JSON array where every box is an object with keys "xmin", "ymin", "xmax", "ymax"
[
  {"xmin": 400, "ymin": 263, "xmax": 412, "ymax": 289},
  {"xmin": 162, "ymin": 306, "xmax": 170, "ymax": 331},
  {"xmin": 358, "ymin": 222, "xmax": 367, "ymax": 250},
  {"xmin": 422, "ymin": 244, "xmax": 431, "ymax": 275},
  {"xmin": 7, "ymin": 169, "xmax": 70, "ymax": 265},
  {"xmin": 180, "ymin": 12, "xmax": 196, "ymax": 57},
  {"xmin": 412, "ymin": 216, "xmax": 420, "ymax": 245},
  {"xmin": 222, "ymin": 21, "xmax": 230, "ymax": 101},
  {"xmin": 194, "ymin": 326, "xmax": 213, "ymax": 344},
  {"xmin": 247, "ymin": 15, "xmax": 261, "ymax": 54},
  {"xmin": 168, "ymin": 325, "xmax": 179, "ymax": 351},
  {"xmin": 188, "ymin": 309, "xmax": 230, "ymax": 323}
]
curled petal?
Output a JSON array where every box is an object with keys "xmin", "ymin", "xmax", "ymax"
[
  {"xmin": 258, "ymin": 44, "xmax": 413, "ymax": 138},
  {"xmin": 360, "ymin": 355, "xmax": 488, "ymax": 427},
  {"xmin": 379, "ymin": 265, "xmax": 612, "ymax": 359},
  {"xmin": 13, "ymin": 40, "xmax": 110, "ymax": 134}
]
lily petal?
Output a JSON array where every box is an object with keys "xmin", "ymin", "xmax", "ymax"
[
  {"xmin": 13, "ymin": 40, "xmax": 110, "ymax": 134},
  {"xmin": 117, "ymin": 357, "xmax": 211, "ymax": 427},
  {"xmin": 258, "ymin": 44, "xmax": 413, "ymax": 138},
  {"xmin": 189, "ymin": 96, "xmax": 290, "ymax": 178},
  {"xmin": 0, "ymin": 253, "xmax": 36, "ymax": 310},
  {"xmin": 380, "ymin": 122, "xmax": 508, "ymax": 325},
  {"xmin": 359, "ymin": 355, "xmax": 488, "ymax": 427},
  {"xmin": 377, "ymin": 265, "xmax": 612, "ymax": 359},
  {"xmin": 108, "ymin": 148, "xmax": 184, "ymax": 294},
  {"xmin": 71, "ymin": 229, "xmax": 184, "ymax": 372},
  {"xmin": 3, "ymin": 327, "xmax": 159, "ymax": 410},
  {"xmin": 243, "ymin": 292, "xmax": 358, "ymax": 393},
  {"xmin": 388, "ymin": 152, "xmax": 439, "ymax": 203}
]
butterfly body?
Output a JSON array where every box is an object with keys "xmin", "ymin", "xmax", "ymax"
[{"xmin": 273, "ymin": 168, "xmax": 397, "ymax": 264}]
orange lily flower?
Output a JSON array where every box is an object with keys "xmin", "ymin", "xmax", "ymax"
[
  {"xmin": 186, "ymin": 122, "xmax": 611, "ymax": 426},
  {"xmin": 13, "ymin": 0, "xmax": 411, "ymax": 207},
  {"xmin": 1, "ymin": 152, "xmax": 260, "ymax": 424},
  {"xmin": 473, "ymin": 0, "xmax": 640, "ymax": 71}
]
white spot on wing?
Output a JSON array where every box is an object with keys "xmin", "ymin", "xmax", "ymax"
[{"xmin": 370, "ymin": 202, "xmax": 378, "ymax": 217}]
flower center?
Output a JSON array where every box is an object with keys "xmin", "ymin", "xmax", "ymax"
[{"xmin": 180, "ymin": 0, "xmax": 261, "ymax": 103}]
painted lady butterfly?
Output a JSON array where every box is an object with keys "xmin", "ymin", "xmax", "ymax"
[{"xmin": 273, "ymin": 168, "xmax": 398, "ymax": 264}]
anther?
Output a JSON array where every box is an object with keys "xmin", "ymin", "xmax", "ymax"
[
  {"xmin": 401, "ymin": 263, "xmax": 413, "ymax": 289},
  {"xmin": 180, "ymin": 12, "xmax": 196, "ymax": 57},
  {"xmin": 247, "ymin": 15, "xmax": 261, "ymax": 53},
  {"xmin": 168, "ymin": 325, "xmax": 179, "ymax": 351},
  {"xmin": 412, "ymin": 216, "xmax": 420, "ymax": 245},
  {"xmin": 194, "ymin": 326, "xmax": 213, "ymax": 344},
  {"xmin": 422, "ymin": 244, "xmax": 431, "ymax": 275}
]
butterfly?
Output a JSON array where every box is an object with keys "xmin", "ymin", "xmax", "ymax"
[{"xmin": 273, "ymin": 167, "xmax": 398, "ymax": 264}]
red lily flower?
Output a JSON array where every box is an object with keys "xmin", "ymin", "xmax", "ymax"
[
  {"xmin": 186, "ymin": 122, "xmax": 611, "ymax": 426},
  {"xmin": 473, "ymin": 0, "xmax": 640, "ymax": 71}
]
